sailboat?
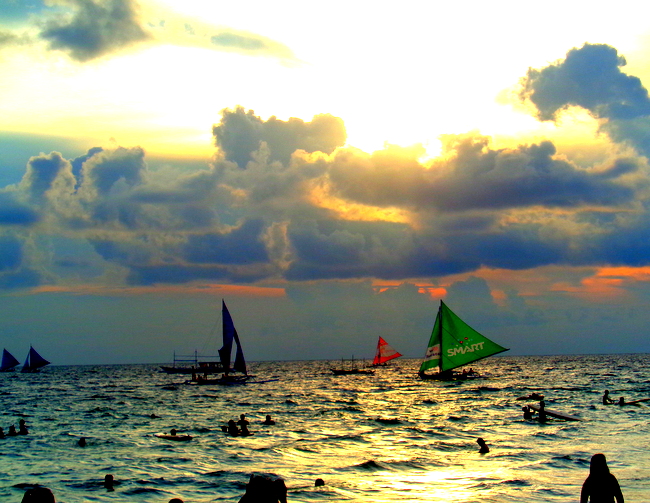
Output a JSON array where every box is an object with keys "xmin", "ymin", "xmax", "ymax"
[
  {"xmin": 0, "ymin": 349, "xmax": 20, "ymax": 372},
  {"xmin": 330, "ymin": 356, "xmax": 375, "ymax": 375},
  {"xmin": 371, "ymin": 336, "xmax": 402, "ymax": 367},
  {"xmin": 160, "ymin": 350, "xmax": 224, "ymax": 375},
  {"xmin": 192, "ymin": 300, "xmax": 250, "ymax": 385},
  {"xmin": 418, "ymin": 300, "xmax": 508, "ymax": 380},
  {"xmin": 21, "ymin": 346, "xmax": 51, "ymax": 373}
]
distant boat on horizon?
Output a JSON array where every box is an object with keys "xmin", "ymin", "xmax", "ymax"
[
  {"xmin": 371, "ymin": 336, "xmax": 403, "ymax": 367},
  {"xmin": 0, "ymin": 349, "xmax": 20, "ymax": 372},
  {"xmin": 21, "ymin": 346, "xmax": 51, "ymax": 373},
  {"xmin": 418, "ymin": 300, "xmax": 508, "ymax": 380}
]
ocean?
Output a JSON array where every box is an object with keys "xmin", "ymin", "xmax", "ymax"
[{"xmin": 1, "ymin": 354, "xmax": 649, "ymax": 502}]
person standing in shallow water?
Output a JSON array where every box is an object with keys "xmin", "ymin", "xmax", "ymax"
[{"xmin": 580, "ymin": 453, "xmax": 624, "ymax": 503}]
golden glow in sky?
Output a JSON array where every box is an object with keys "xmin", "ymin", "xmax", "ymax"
[{"xmin": 2, "ymin": 0, "xmax": 649, "ymax": 158}]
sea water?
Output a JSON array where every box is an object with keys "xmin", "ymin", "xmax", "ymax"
[{"xmin": 0, "ymin": 354, "xmax": 649, "ymax": 502}]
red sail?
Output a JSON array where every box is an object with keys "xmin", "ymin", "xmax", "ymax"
[{"xmin": 372, "ymin": 337, "xmax": 403, "ymax": 366}]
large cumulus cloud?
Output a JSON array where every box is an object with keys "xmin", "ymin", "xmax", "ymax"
[
  {"xmin": 213, "ymin": 107, "xmax": 347, "ymax": 168},
  {"xmin": 521, "ymin": 43, "xmax": 650, "ymax": 158},
  {"xmin": 2, "ymin": 75, "xmax": 650, "ymax": 290},
  {"xmin": 327, "ymin": 136, "xmax": 637, "ymax": 211}
]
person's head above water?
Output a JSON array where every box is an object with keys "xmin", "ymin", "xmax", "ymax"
[
  {"xmin": 589, "ymin": 453, "xmax": 610, "ymax": 476},
  {"xmin": 21, "ymin": 487, "xmax": 55, "ymax": 503}
]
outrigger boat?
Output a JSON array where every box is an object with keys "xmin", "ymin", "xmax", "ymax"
[
  {"xmin": 418, "ymin": 300, "xmax": 508, "ymax": 380},
  {"xmin": 330, "ymin": 357, "xmax": 375, "ymax": 375},
  {"xmin": 371, "ymin": 336, "xmax": 402, "ymax": 367},
  {"xmin": 160, "ymin": 350, "xmax": 224, "ymax": 375},
  {"xmin": 191, "ymin": 300, "xmax": 251, "ymax": 385},
  {"xmin": 21, "ymin": 346, "xmax": 51, "ymax": 373},
  {"xmin": 0, "ymin": 349, "xmax": 20, "ymax": 372}
]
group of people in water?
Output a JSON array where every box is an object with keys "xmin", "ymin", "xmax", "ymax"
[
  {"xmin": 14, "ymin": 403, "xmax": 627, "ymax": 502},
  {"xmin": 602, "ymin": 390, "xmax": 631, "ymax": 406},
  {"xmin": 0, "ymin": 418, "xmax": 28, "ymax": 438},
  {"xmin": 220, "ymin": 413, "xmax": 276, "ymax": 437},
  {"xmin": 19, "ymin": 453, "xmax": 623, "ymax": 503}
]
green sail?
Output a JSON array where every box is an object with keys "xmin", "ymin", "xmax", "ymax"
[{"xmin": 419, "ymin": 300, "xmax": 508, "ymax": 374}]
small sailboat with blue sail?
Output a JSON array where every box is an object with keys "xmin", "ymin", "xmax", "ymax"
[
  {"xmin": 1, "ymin": 349, "xmax": 21, "ymax": 372},
  {"xmin": 21, "ymin": 346, "xmax": 51, "ymax": 373},
  {"xmin": 418, "ymin": 300, "xmax": 508, "ymax": 380}
]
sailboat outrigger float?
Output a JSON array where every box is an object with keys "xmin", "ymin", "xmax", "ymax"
[{"xmin": 419, "ymin": 300, "xmax": 508, "ymax": 380}]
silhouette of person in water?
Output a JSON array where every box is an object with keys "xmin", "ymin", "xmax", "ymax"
[
  {"xmin": 603, "ymin": 390, "xmax": 615, "ymax": 405},
  {"xmin": 237, "ymin": 414, "xmax": 249, "ymax": 427},
  {"xmin": 522, "ymin": 406, "xmax": 533, "ymax": 420},
  {"xmin": 0, "ymin": 427, "xmax": 4, "ymax": 439},
  {"xmin": 537, "ymin": 400, "xmax": 548, "ymax": 423},
  {"xmin": 238, "ymin": 474, "xmax": 287, "ymax": 503},
  {"xmin": 477, "ymin": 437, "xmax": 489, "ymax": 454},
  {"xmin": 170, "ymin": 428, "xmax": 178, "ymax": 436},
  {"xmin": 18, "ymin": 419, "xmax": 29, "ymax": 435},
  {"xmin": 315, "ymin": 478, "xmax": 325, "ymax": 487},
  {"xmin": 169, "ymin": 499, "xmax": 184, "ymax": 503},
  {"xmin": 104, "ymin": 474, "xmax": 117, "ymax": 492},
  {"xmin": 78, "ymin": 437, "xmax": 87, "ymax": 447},
  {"xmin": 580, "ymin": 453, "xmax": 624, "ymax": 503},
  {"xmin": 617, "ymin": 397, "xmax": 626, "ymax": 406},
  {"xmin": 8, "ymin": 425, "xmax": 17, "ymax": 436},
  {"xmin": 21, "ymin": 487, "xmax": 56, "ymax": 503},
  {"xmin": 227, "ymin": 420, "xmax": 240, "ymax": 436},
  {"xmin": 240, "ymin": 423, "xmax": 252, "ymax": 436},
  {"xmin": 262, "ymin": 415, "xmax": 276, "ymax": 425}
]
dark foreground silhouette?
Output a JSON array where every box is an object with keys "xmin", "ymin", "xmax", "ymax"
[{"xmin": 580, "ymin": 453, "xmax": 624, "ymax": 503}]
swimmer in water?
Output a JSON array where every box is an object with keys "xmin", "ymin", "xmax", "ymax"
[{"xmin": 477, "ymin": 437, "xmax": 489, "ymax": 454}]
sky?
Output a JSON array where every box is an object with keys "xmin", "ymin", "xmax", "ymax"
[{"xmin": 3, "ymin": 0, "xmax": 650, "ymax": 365}]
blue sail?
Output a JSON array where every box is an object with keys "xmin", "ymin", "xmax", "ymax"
[
  {"xmin": 0, "ymin": 349, "xmax": 20, "ymax": 372},
  {"xmin": 219, "ymin": 300, "xmax": 247, "ymax": 375},
  {"xmin": 21, "ymin": 346, "xmax": 51, "ymax": 373}
]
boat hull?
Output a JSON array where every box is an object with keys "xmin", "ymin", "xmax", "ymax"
[{"xmin": 331, "ymin": 369, "xmax": 375, "ymax": 375}]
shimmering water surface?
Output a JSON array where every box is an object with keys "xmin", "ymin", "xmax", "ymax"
[{"xmin": 1, "ymin": 355, "xmax": 649, "ymax": 502}]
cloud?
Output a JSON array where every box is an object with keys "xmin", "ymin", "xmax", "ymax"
[
  {"xmin": 1, "ymin": 0, "xmax": 297, "ymax": 63},
  {"xmin": 521, "ymin": 43, "xmax": 650, "ymax": 158},
  {"xmin": 3, "ymin": 85, "xmax": 650, "ymax": 291},
  {"xmin": 213, "ymin": 107, "xmax": 347, "ymax": 168},
  {"xmin": 0, "ymin": 192, "xmax": 40, "ymax": 226},
  {"xmin": 0, "ymin": 235, "xmax": 22, "ymax": 271},
  {"xmin": 520, "ymin": 43, "xmax": 650, "ymax": 121},
  {"xmin": 20, "ymin": 151, "xmax": 76, "ymax": 203},
  {"xmin": 327, "ymin": 135, "xmax": 636, "ymax": 211},
  {"xmin": 39, "ymin": 0, "xmax": 151, "ymax": 61}
]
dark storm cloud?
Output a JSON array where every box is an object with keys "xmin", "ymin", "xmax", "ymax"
[
  {"xmin": 0, "ymin": 268, "xmax": 40, "ymax": 289},
  {"xmin": 328, "ymin": 136, "xmax": 635, "ymax": 211},
  {"xmin": 39, "ymin": 0, "xmax": 151, "ymax": 61},
  {"xmin": 521, "ymin": 43, "xmax": 650, "ymax": 121},
  {"xmin": 0, "ymin": 235, "xmax": 22, "ymax": 271},
  {"xmin": 126, "ymin": 264, "xmax": 229, "ymax": 285},
  {"xmin": 0, "ymin": 193, "xmax": 39, "ymax": 226},
  {"xmin": 213, "ymin": 107, "xmax": 347, "ymax": 168},
  {"xmin": 184, "ymin": 219, "xmax": 268, "ymax": 265},
  {"xmin": 521, "ymin": 43, "xmax": 650, "ymax": 158},
  {"xmin": 284, "ymin": 216, "xmax": 568, "ymax": 281}
]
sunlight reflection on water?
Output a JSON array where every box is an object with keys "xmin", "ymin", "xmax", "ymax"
[{"xmin": 0, "ymin": 355, "xmax": 649, "ymax": 502}]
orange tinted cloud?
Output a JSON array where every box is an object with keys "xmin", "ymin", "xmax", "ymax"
[{"xmin": 27, "ymin": 283, "xmax": 286, "ymax": 298}]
